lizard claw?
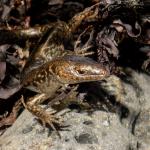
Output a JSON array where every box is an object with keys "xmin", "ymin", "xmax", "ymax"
[
  {"xmin": 40, "ymin": 110, "xmax": 63, "ymax": 129},
  {"xmin": 39, "ymin": 110, "xmax": 64, "ymax": 137},
  {"xmin": 74, "ymin": 26, "xmax": 95, "ymax": 56}
]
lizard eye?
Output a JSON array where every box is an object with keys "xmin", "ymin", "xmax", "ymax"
[{"xmin": 77, "ymin": 70, "xmax": 86, "ymax": 74}]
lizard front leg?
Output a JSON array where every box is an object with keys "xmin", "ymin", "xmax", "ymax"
[
  {"xmin": 68, "ymin": 2, "xmax": 99, "ymax": 33},
  {"xmin": 47, "ymin": 85, "xmax": 90, "ymax": 111},
  {"xmin": 21, "ymin": 93, "xmax": 62, "ymax": 130}
]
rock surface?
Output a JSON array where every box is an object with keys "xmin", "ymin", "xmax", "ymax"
[{"xmin": 0, "ymin": 68, "xmax": 150, "ymax": 150}]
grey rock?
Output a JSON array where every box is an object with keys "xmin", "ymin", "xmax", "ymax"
[{"xmin": 0, "ymin": 110, "xmax": 137, "ymax": 150}]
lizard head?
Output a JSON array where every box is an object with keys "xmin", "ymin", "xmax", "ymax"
[{"xmin": 50, "ymin": 55, "xmax": 110, "ymax": 84}]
